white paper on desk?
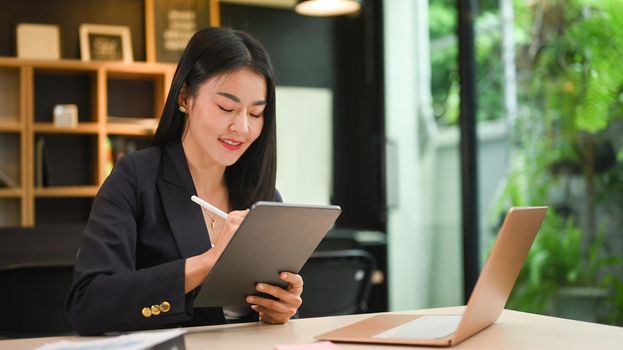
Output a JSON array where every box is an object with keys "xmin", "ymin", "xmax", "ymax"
[{"xmin": 34, "ymin": 328, "xmax": 186, "ymax": 350}]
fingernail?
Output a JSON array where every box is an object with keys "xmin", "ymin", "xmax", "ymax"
[
  {"xmin": 281, "ymin": 273, "xmax": 287, "ymax": 279},
  {"xmin": 257, "ymin": 283, "xmax": 264, "ymax": 290},
  {"xmin": 251, "ymin": 305, "xmax": 258, "ymax": 310},
  {"xmin": 246, "ymin": 297, "xmax": 254, "ymax": 303}
]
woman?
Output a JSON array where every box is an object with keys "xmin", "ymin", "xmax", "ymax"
[{"xmin": 66, "ymin": 27, "xmax": 303, "ymax": 335}]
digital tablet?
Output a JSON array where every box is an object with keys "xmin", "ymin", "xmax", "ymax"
[{"xmin": 193, "ymin": 201, "xmax": 342, "ymax": 307}]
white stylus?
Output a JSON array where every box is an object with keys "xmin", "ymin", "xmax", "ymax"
[{"xmin": 191, "ymin": 195, "xmax": 228, "ymax": 219}]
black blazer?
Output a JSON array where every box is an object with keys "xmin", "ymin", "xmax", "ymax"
[{"xmin": 66, "ymin": 141, "xmax": 279, "ymax": 335}]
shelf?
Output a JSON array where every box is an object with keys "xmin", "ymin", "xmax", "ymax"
[
  {"xmin": 107, "ymin": 116, "xmax": 158, "ymax": 135},
  {"xmin": 0, "ymin": 122, "xmax": 21, "ymax": 132},
  {"xmin": 33, "ymin": 122, "xmax": 100, "ymax": 134},
  {"xmin": 0, "ymin": 57, "xmax": 173, "ymax": 226},
  {"xmin": 0, "ymin": 57, "xmax": 175, "ymax": 73},
  {"xmin": 0, "ymin": 57, "xmax": 98, "ymax": 71},
  {"xmin": 0, "ymin": 188, "xmax": 22, "ymax": 198},
  {"xmin": 34, "ymin": 186, "xmax": 99, "ymax": 197},
  {"xmin": 103, "ymin": 63, "xmax": 175, "ymax": 75},
  {"xmin": 107, "ymin": 123, "xmax": 156, "ymax": 136}
]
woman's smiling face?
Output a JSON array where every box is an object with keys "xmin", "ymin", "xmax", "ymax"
[{"xmin": 181, "ymin": 68, "xmax": 267, "ymax": 167}]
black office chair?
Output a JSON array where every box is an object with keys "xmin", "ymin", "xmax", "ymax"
[
  {"xmin": 0, "ymin": 263, "xmax": 75, "ymax": 338},
  {"xmin": 0, "ymin": 225, "xmax": 83, "ymax": 338},
  {"xmin": 298, "ymin": 249, "xmax": 376, "ymax": 318}
]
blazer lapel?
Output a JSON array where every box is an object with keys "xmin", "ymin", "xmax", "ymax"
[{"xmin": 157, "ymin": 141, "xmax": 213, "ymax": 258}]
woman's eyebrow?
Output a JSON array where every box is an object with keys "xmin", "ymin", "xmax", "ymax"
[
  {"xmin": 217, "ymin": 92, "xmax": 266, "ymax": 106},
  {"xmin": 217, "ymin": 92, "xmax": 240, "ymax": 102}
]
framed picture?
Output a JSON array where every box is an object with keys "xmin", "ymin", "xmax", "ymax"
[
  {"xmin": 17, "ymin": 23, "xmax": 61, "ymax": 60},
  {"xmin": 79, "ymin": 24, "xmax": 133, "ymax": 63},
  {"xmin": 145, "ymin": 0, "xmax": 220, "ymax": 63}
]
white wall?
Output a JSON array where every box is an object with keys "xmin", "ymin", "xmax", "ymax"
[
  {"xmin": 275, "ymin": 86, "xmax": 333, "ymax": 205},
  {"xmin": 384, "ymin": 0, "xmax": 432, "ymax": 310}
]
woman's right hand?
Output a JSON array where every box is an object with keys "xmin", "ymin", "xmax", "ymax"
[
  {"xmin": 184, "ymin": 209, "xmax": 249, "ymax": 293},
  {"xmin": 211, "ymin": 209, "xmax": 249, "ymax": 251}
]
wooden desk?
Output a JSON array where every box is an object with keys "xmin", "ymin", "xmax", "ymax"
[{"xmin": 1, "ymin": 307, "xmax": 622, "ymax": 349}]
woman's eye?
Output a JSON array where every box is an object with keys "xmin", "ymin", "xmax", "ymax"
[
  {"xmin": 249, "ymin": 112, "xmax": 262, "ymax": 118},
  {"xmin": 218, "ymin": 105, "xmax": 233, "ymax": 113}
]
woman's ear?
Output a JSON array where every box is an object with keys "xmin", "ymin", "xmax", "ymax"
[{"xmin": 177, "ymin": 84, "xmax": 189, "ymax": 111}]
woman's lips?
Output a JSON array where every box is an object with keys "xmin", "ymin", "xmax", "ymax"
[{"xmin": 219, "ymin": 138, "xmax": 243, "ymax": 151}]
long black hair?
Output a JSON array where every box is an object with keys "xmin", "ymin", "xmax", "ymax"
[{"xmin": 153, "ymin": 27, "xmax": 276, "ymax": 210}]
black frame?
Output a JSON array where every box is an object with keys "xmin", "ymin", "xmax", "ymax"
[{"xmin": 457, "ymin": 0, "xmax": 480, "ymax": 302}]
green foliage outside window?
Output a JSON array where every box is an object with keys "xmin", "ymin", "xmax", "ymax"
[
  {"xmin": 492, "ymin": 0, "xmax": 623, "ymax": 325},
  {"xmin": 429, "ymin": 0, "xmax": 505, "ymax": 126},
  {"xmin": 429, "ymin": 0, "xmax": 623, "ymax": 325}
]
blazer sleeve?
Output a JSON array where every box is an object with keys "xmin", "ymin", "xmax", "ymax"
[{"xmin": 66, "ymin": 154, "xmax": 192, "ymax": 335}]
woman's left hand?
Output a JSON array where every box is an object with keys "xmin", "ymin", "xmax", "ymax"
[{"xmin": 246, "ymin": 272, "xmax": 303, "ymax": 324}]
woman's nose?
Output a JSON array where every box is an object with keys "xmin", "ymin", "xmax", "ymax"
[{"xmin": 229, "ymin": 110, "xmax": 249, "ymax": 134}]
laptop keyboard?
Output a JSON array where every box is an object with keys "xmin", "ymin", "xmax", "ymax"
[{"xmin": 373, "ymin": 315, "xmax": 462, "ymax": 339}]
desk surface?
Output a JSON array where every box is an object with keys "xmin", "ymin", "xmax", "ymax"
[{"xmin": 2, "ymin": 307, "xmax": 622, "ymax": 349}]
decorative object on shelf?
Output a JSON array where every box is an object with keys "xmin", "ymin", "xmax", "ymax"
[
  {"xmin": 0, "ymin": 170, "xmax": 18, "ymax": 189},
  {"xmin": 53, "ymin": 104, "xmax": 78, "ymax": 128},
  {"xmin": 16, "ymin": 23, "xmax": 61, "ymax": 60},
  {"xmin": 294, "ymin": 0, "xmax": 361, "ymax": 16},
  {"xmin": 79, "ymin": 24, "xmax": 133, "ymax": 63},
  {"xmin": 145, "ymin": 0, "xmax": 220, "ymax": 63},
  {"xmin": 104, "ymin": 137, "xmax": 114, "ymax": 177}
]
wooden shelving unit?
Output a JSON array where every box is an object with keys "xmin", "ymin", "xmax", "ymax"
[
  {"xmin": 0, "ymin": 122, "xmax": 21, "ymax": 132},
  {"xmin": 33, "ymin": 122, "xmax": 101, "ymax": 134},
  {"xmin": 33, "ymin": 186, "xmax": 100, "ymax": 198},
  {"xmin": 0, "ymin": 188, "xmax": 22, "ymax": 197},
  {"xmin": 0, "ymin": 57, "xmax": 175, "ymax": 227}
]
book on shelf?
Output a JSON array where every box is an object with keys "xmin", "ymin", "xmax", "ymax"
[
  {"xmin": 108, "ymin": 136, "xmax": 140, "ymax": 165},
  {"xmin": 35, "ymin": 136, "xmax": 45, "ymax": 187},
  {"xmin": 35, "ymin": 135, "xmax": 94, "ymax": 187}
]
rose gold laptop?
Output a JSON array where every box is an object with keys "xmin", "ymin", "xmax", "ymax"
[{"xmin": 316, "ymin": 206, "xmax": 548, "ymax": 347}]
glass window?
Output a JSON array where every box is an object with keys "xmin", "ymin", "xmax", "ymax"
[{"xmin": 479, "ymin": 0, "xmax": 623, "ymax": 326}]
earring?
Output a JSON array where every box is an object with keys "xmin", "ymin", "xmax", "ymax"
[{"xmin": 178, "ymin": 105, "xmax": 187, "ymax": 113}]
